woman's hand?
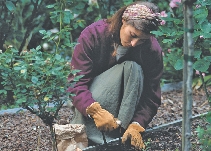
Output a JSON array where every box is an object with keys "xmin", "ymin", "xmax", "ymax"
[
  {"xmin": 122, "ymin": 123, "xmax": 145, "ymax": 150},
  {"xmin": 86, "ymin": 102, "xmax": 118, "ymax": 131}
]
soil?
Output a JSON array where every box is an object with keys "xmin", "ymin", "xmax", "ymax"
[{"xmin": 0, "ymin": 87, "xmax": 210, "ymax": 151}]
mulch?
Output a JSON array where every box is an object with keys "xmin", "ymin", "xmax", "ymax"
[{"xmin": 0, "ymin": 87, "xmax": 210, "ymax": 151}]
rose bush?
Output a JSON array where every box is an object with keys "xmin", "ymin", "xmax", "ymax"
[
  {"xmin": 0, "ymin": 1, "xmax": 83, "ymax": 150},
  {"xmin": 151, "ymin": 0, "xmax": 211, "ymax": 149}
]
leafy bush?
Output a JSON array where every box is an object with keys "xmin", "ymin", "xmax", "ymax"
[
  {"xmin": 152, "ymin": 0, "xmax": 211, "ymax": 84},
  {"xmin": 197, "ymin": 112, "xmax": 211, "ymax": 151},
  {"xmin": 0, "ymin": 44, "xmax": 82, "ymax": 150},
  {"xmin": 0, "ymin": 0, "xmax": 102, "ymax": 107},
  {"xmin": 151, "ymin": 1, "xmax": 211, "ymax": 149},
  {"xmin": 0, "ymin": 1, "xmax": 84, "ymax": 150},
  {"xmin": 0, "ymin": 46, "xmax": 75, "ymax": 121},
  {"xmin": 151, "ymin": 0, "xmax": 211, "ymax": 150}
]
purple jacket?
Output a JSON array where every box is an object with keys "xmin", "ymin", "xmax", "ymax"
[{"xmin": 68, "ymin": 19, "xmax": 163, "ymax": 128}]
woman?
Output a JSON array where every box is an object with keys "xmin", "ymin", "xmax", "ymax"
[{"xmin": 68, "ymin": 1, "xmax": 163, "ymax": 150}]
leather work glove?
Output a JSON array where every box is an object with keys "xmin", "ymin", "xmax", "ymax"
[
  {"xmin": 122, "ymin": 123, "xmax": 145, "ymax": 150},
  {"xmin": 86, "ymin": 102, "xmax": 118, "ymax": 131}
]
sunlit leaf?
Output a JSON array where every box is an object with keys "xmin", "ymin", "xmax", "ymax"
[
  {"xmin": 193, "ymin": 60, "xmax": 210, "ymax": 72},
  {"xmin": 46, "ymin": 4, "xmax": 56, "ymax": 8},
  {"xmin": 5, "ymin": 1, "xmax": 16, "ymax": 12},
  {"xmin": 194, "ymin": 51, "xmax": 202, "ymax": 59},
  {"xmin": 174, "ymin": 59, "xmax": 183, "ymax": 70},
  {"xmin": 162, "ymin": 39, "xmax": 172, "ymax": 43},
  {"xmin": 31, "ymin": 76, "xmax": 38, "ymax": 83},
  {"xmin": 55, "ymin": 54, "xmax": 61, "ymax": 60}
]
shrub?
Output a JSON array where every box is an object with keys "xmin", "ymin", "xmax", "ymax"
[
  {"xmin": 0, "ymin": 1, "xmax": 84, "ymax": 150},
  {"xmin": 152, "ymin": 0, "xmax": 211, "ymax": 83}
]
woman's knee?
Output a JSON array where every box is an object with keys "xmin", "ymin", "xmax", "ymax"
[{"xmin": 122, "ymin": 61, "xmax": 142, "ymax": 72}]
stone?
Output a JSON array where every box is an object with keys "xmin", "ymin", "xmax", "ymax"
[{"xmin": 54, "ymin": 124, "xmax": 88, "ymax": 151}]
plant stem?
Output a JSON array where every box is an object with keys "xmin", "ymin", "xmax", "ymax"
[
  {"xmin": 50, "ymin": 124, "xmax": 58, "ymax": 151},
  {"xmin": 199, "ymin": 71, "xmax": 211, "ymax": 106},
  {"xmin": 18, "ymin": 0, "xmax": 40, "ymax": 54},
  {"xmin": 37, "ymin": 116, "xmax": 41, "ymax": 151}
]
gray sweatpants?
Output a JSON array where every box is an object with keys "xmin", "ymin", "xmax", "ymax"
[{"xmin": 70, "ymin": 61, "xmax": 144, "ymax": 144}]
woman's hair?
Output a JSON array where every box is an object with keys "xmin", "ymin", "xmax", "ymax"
[{"xmin": 107, "ymin": 1, "xmax": 161, "ymax": 44}]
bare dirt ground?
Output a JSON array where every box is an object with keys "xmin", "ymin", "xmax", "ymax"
[{"xmin": 0, "ymin": 87, "xmax": 210, "ymax": 151}]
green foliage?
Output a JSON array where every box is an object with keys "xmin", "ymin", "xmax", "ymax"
[
  {"xmin": 192, "ymin": 75, "xmax": 211, "ymax": 89},
  {"xmin": 152, "ymin": 0, "xmax": 211, "ymax": 83},
  {"xmin": 0, "ymin": 0, "xmax": 102, "ymax": 107},
  {"xmin": 0, "ymin": 0, "xmax": 101, "ymax": 55},
  {"xmin": 152, "ymin": 2, "xmax": 211, "ymax": 149},
  {"xmin": 143, "ymin": 138, "xmax": 151, "ymax": 151},
  {"xmin": 3, "ymin": 0, "xmax": 209, "ymax": 87},
  {"xmin": 0, "ymin": 0, "xmax": 52, "ymax": 52},
  {"xmin": 0, "ymin": 44, "xmax": 82, "ymax": 151},
  {"xmin": 196, "ymin": 112, "xmax": 211, "ymax": 151},
  {"xmin": 0, "ymin": 1, "xmax": 84, "ymax": 149},
  {"xmin": 62, "ymin": 0, "xmax": 101, "ymax": 43},
  {"xmin": 0, "ymin": 0, "xmax": 84, "ymax": 124},
  {"xmin": 0, "ymin": 38, "xmax": 82, "ymax": 127}
]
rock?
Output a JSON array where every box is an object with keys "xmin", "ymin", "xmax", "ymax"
[{"xmin": 54, "ymin": 124, "xmax": 88, "ymax": 151}]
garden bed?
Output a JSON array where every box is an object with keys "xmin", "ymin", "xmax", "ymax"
[{"xmin": 0, "ymin": 86, "xmax": 210, "ymax": 151}]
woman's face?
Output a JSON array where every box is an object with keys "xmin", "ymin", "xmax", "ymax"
[{"xmin": 120, "ymin": 20, "xmax": 151, "ymax": 48}]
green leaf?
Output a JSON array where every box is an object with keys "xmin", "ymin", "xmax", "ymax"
[
  {"xmin": 206, "ymin": 114, "xmax": 211, "ymax": 123},
  {"xmin": 36, "ymin": 45, "xmax": 41, "ymax": 50},
  {"xmin": 55, "ymin": 54, "xmax": 61, "ymax": 60},
  {"xmin": 201, "ymin": 22, "xmax": 211, "ymax": 33},
  {"xmin": 193, "ymin": 31, "xmax": 201, "ymax": 38},
  {"xmin": 63, "ymin": 16, "xmax": 70, "ymax": 25},
  {"xmin": 150, "ymin": 31, "xmax": 164, "ymax": 36},
  {"xmin": 162, "ymin": 39, "xmax": 172, "ymax": 43},
  {"xmin": 63, "ymin": 11, "xmax": 73, "ymax": 24},
  {"xmin": 208, "ymin": 96, "xmax": 211, "ymax": 103},
  {"xmin": 21, "ymin": 89, "xmax": 27, "ymax": 93},
  {"xmin": 174, "ymin": 59, "xmax": 183, "ymax": 70},
  {"xmin": 4, "ymin": 86, "xmax": 12, "ymax": 90},
  {"xmin": 193, "ymin": 60, "xmax": 210, "ymax": 72},
  {"xmin": 202, "ymin": 33, "xmax": 211, "ymax": 38},
  {"xmin": 74, "ymin": 75, "xmax": 84, "ymax": 82},
  {"xmin": 70, "ymin": 93, "xmax": 76, "ymax": 97},
  {"xmin": 0, "ymin": 90, "xmax": 7, "ymax": 94},
  {"xmin": 163, "ymin": 17, "xmax": 178, "ymax": 22},
  {"xmin": 16, "ymin": 98, "xmax": 27, "ymax": 104},
  {"xmin": 159, "ymin": 26, "xmax": 175, "ymax": 35},
  {"xmin": 192, "ymin": 77, "xmax": 202, "ymax": 89},
  {"xmin": 204, "ymin": 56, "xmax": 211, "ymax": 62},
  {"xmin": 46, "ymin": 4, "xmax": 56, "ymax": 8},
  {"xmin": 5, "ymin": 1, "xmax": 16, "ymax": 12},
  {"xmin": 54, "ymin": 66, "xmax": 63, "ymax": 71},
  {"xmin": 78, "ymin": 20, "xmax": 85, "ymax": 28},
  {"xmin": 194, "ymin": 6, "xmax": 208, "ymax": 20},
  {"xmin": 76, "ymin": 2, "xmax": 85, "ymax": 9},
  {"xmin": 194, "ymin": 51, "xmax": 202, "ymax": 59},
  {"xmin": 31, "ymin": 76, "xmax": 38, "ymax": 83},
  {"xmin": 197, "ymin": 0, "xmax": 211, "ymax": 5},
  {"xmin": 71, "ymin": 69, "xmax": 81, "ymax": 75},
  {"xmin": 87, "ymin": 7, "xmax": 93, "ymax": 12},
  {"xmin": 39, "ymin": 30, "xmax": 46, "ymax": 34},
  {"xmin": 46, "ymin": 106, "xmax": 57, "ymax": 112},
  {"xmin": 14, "ymin": 67, "xmax": 22, "ymax": 70}
]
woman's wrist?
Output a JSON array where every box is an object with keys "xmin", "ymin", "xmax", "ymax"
[{"xmin": 132, "ymin": 121, "xmax": 141, "ymax": 126}]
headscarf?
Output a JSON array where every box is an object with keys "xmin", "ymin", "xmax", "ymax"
[{"xmin": 122, "ymin": 4, "xmax": 161, "ymax": 24}]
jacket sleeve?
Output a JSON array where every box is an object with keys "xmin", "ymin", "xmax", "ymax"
[
  {"xmin": 132, "ymin": 37, "xmax": 163, "ymax": 128},
  {"xmin": 67, "ymin": 27, "xmax": 96, "ymax": 116}
]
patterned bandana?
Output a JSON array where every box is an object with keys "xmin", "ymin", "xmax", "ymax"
[{"xmin": 122, "ymin": 4, "xmax": 160, "ymax": 21}]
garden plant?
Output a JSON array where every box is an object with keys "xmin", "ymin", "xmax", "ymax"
[
  {"xmin": 0, "ymin": 0, "xmax": 101, "ymax": 107},
  {"xmin": 152, "ymin": 0, "xmax": 211, "ymax": 150},
  {"xmin": 0, "ymin": 0, "xmax": 85, "ymax": 150},
  {"xmin": 0, "ymin": 0, "xmax": 211, "ymax": 150}
]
